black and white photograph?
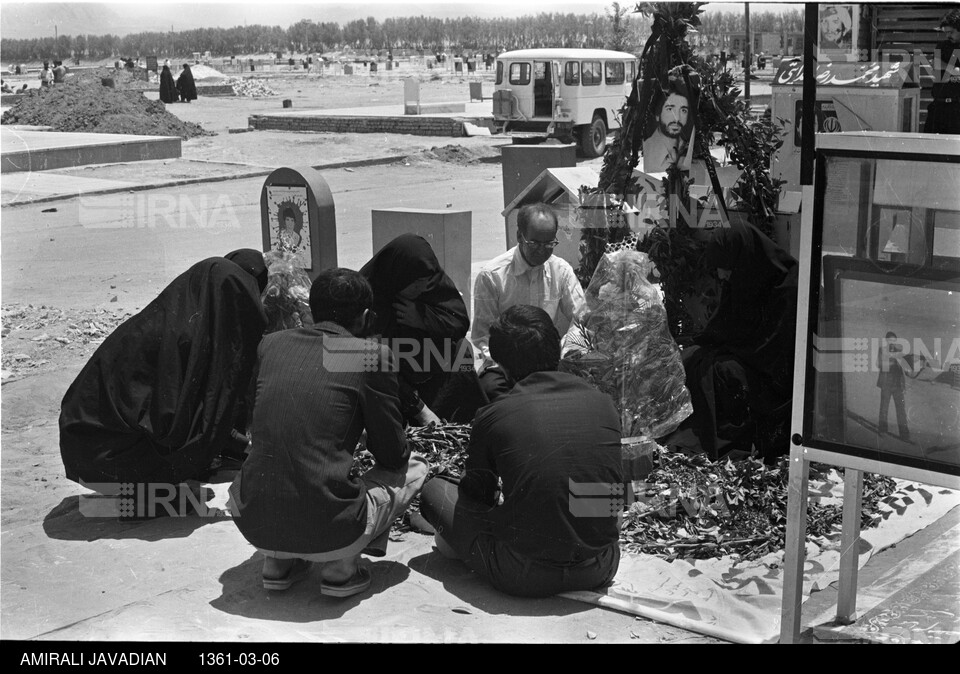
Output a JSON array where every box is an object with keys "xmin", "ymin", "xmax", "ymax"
[{"xmin": 2, "ymin": 0, "xmax": 959, "ymax": 653}]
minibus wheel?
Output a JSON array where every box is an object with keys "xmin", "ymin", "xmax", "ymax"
[{"xmin": 580, "ymin": 115, "xmax": 607, "ymax": 158}]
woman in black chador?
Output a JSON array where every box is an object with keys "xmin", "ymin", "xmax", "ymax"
[
  {"xmin": 59, "ymin": 250, "xmax": 268, "ymax": 496},
  {"xmin": 674, "ymin": 222, "xmax": 799, "ymax": 461},
  {"xmin": 159, "ymin": 63, "xmax": 177, "ymax": 104},
  {"xmin": 176, "ymin": 63, "xmax": 198, "ymax": 102},
  {"xmin": 360, "ymin": 234, "xmax": 486, "ymax": 425}
]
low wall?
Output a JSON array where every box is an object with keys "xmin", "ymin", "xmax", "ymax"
[
  {"xmin": 1, "ymin": 94, "xmax": 24, "ymax": 106},
  {"xmin": 195, "ymin": 84, "xmax": 236, "ymax": 96},
  {"xmin": 1, "ymin": 136, "xmax": 181, "ymax": 173},
  {"xmin": 247, "ymin": 114, "xmax": 466, "ymax": 137}
]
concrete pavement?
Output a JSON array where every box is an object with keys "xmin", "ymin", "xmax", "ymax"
[{"xmin": 2, "ymin": 157, "xmax": 957, "ymax": 646}]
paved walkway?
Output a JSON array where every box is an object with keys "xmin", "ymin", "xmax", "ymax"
[{"xmin": 255, "ymin": 100, "xmax": 493, "ymax": 119}]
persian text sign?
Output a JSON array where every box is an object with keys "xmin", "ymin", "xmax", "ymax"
[{"xmin": 774, "ymin": 60, "xmax": 913, "ymax": 88}]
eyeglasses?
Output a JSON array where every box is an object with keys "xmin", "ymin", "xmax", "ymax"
[{"xmin": 519, "ymin": 233, "xmax": 559, "ymax": 250}]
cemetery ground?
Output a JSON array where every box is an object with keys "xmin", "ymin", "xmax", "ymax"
[{"xmin": 0, "ymin": 70, "xmax": 955, "ymax": 645}]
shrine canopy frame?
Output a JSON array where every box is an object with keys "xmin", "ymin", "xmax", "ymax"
[{"xmin": 780, "ymin": 131, "xmax": 960, "ymax": 644}]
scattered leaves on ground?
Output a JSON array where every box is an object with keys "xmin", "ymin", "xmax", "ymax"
[
  {"xmin": 1, "ymin": 303, "xmax": 135, "ymax": 383},
  {"xmin": 620, "ymin": 450, "xmax": 897, "ymax": 561}
]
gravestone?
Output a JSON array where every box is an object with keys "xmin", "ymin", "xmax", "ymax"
[{"xmin": 260, "ymin": 167, "xmax": 338, "ymax": 280}]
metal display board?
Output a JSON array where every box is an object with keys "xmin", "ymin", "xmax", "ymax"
[
  {"xmin": 771, "ymin": 60, "xmax": 921, "ymax": 194},
  {"xmin": 780, "ymin": 131, "xmax": 960, "ymax": 643}
]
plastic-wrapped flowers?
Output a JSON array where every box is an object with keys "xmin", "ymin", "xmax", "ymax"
[{"xmin": 560, "ymin": 249, "xmax": 692, "ymax": 439}]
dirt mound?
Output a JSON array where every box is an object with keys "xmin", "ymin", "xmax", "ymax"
[
  {"xmin": 0, "ymin": 81, "xmax": 211, "ymax": 139},
  {"xmin": 405, "ymin": 144, "xmax": 498, "ymax": 166},
  {"xmin": 71, "ymin": 66, "xmax": 152, "ymax": 90}
]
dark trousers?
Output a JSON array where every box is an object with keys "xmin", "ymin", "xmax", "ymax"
[
  {"xmin": 419, "ymin": 475, "xmax": 619, "ymax": 598},
  {"xmin": 879, "ymin": 386, "xmax": 909, "ymax": 440}
]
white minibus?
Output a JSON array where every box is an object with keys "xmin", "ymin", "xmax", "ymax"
[{"xmin": 491, "ymin": 48, "xmax": 637, "ymax": 157}]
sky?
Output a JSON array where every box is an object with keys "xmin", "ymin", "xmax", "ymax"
[
  {"xmin": 1, "ymin": 1, "xmax": 806, "ymax": 24},
  {"xmin": 0, "ymin": 1, "xmax": 807, "ymax": 40}
]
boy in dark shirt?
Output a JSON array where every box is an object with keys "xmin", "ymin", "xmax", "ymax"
[{"xmin": 419, "ymin": 304, "xmax": 623, "ymax": 597}]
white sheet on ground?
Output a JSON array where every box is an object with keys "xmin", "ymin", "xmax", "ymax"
[{"xmin": 562, "ymin": 479, "xmax": 960, "ymax": 643}]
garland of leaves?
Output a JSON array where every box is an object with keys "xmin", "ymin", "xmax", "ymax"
[{"xmin": 577, "ymin": 2, "xmax": 786, "ymax": 341}]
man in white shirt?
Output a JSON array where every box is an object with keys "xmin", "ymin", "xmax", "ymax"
[
  {"xmin": 39, "ymin": 62, "xmax": 53, "ymax": 88},
  {"xmin": 472, "ymin": 203, "xmax": 586, "ymax": 400}
]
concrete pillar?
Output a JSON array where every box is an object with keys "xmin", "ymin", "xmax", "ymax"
[
  {"xmin": 371, "ymin": 208, "xmax": 473, "ymax": 314},
  {"xmin": 500, "ymin": 144, "xmax": 577, "ymax": 247}
]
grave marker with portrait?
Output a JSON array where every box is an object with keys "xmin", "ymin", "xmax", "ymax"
[{"xmin": 260, "ymin": 166, "xmax": 338, "ymax": 279}]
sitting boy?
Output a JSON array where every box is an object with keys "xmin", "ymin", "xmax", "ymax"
[
  {"xmin": 419, "ymin": 304, "xmax": 623, "ymax": 597},
  {"xmin": 229, "ymin": 268, "xmax": 428, "ymax": 597}
]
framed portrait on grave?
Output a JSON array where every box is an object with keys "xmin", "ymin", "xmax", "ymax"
[
  {"xmin": 817, "ymin": 5, "xmax": 859, "ymax": 63},
  {"xmin": 800, "ymin": 134, "xmax": 960, "ymax": 479},
  {"xmin": 642, "ymin": 79, "xmax": 697, "ymax": 174},
  {"xmin": 266, "ymin": 185, "xmax": 312, "ymax": 269}
]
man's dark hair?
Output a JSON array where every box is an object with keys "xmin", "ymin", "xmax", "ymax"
[
  {"xmin": 489, "ymin": 304, "xmax": 560, "ymax": 382},
  {"xmin": 645, "ymin": 80, "xmax": 694, "ymax": 140},
  {"xmin": 309, "ymin": 268, "xmax": 373, "ymax": 326},
  {"xmin": 941, "ymin": 8, "xmax": 960, "ymax": 31},
  {"xmin": 516, "ymin": 203, "xmax": 558, "ymax": 237}
]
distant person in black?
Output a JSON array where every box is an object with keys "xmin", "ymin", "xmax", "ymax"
[
  {"xmin": 177, "ymin": 63, "xmax": 197, "ymax": 103},
  {"xmin": 925, "ymin": 9, "xmax": 960, "ymax": 134},
  {"xmin": 159, "ymin": 63, "xmax": 177, "ymax": 104},
  {"xmin": 59, "ymin": 250, "xmax": 268, "ymax": 508},
  {"xmin": 418, "ymin": 304, "xmax": 623, "ymax": 598}
]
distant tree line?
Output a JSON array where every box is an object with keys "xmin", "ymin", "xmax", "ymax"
[
  {"xmin": 0, "ymin": 7, "xmax": 801, "ymax": 63},
  {"xmin": 696, "ymin": 8, "xmax": 805, "ymax": 52}
]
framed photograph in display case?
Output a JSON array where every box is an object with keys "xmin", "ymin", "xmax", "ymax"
[
  {"xmin": 800, "ymin": 132, "xmax": 960, "ymax": 479},
  {"xmin": 782, "ymin": 132, "xmax": 959, "ymax": 643},
  {"xmin": 812, "ymin": 256, "xmax": 959, "ymax": 475}
]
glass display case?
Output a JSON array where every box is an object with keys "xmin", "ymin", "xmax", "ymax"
[{"xmin": 801, "ymin": 132, "xmax": 960, "ymax": 477}]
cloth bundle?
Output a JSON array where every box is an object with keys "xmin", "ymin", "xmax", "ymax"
[
  {"xmin": 260, "ymin": 250, "xmax": 313, "ymax": 333},
  {"xmin": 560, "ymin": 249, "xmax": 692, "ymax": 439}
]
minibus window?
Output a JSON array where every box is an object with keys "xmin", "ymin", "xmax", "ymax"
[
  {"xmin": 627, "ymin": 61, "xmax": 636, "ymax": 82},
  {"xmin": 496, "ymin": 61, "xmax": 503, "ymax": 85},
  {"xmin": 509, "ymin": 62, "xmax": 531, "ymax": 85},
  {"xmin": 605, "ymin": 61, "xmax": 625, "ymax": 84},
  {"xmin": 564, "ymin": 61, "xmax": 580, "ymax": 85},
  {"xmin": 582, "ymin": 61, "xmax": 602, "ymax": 86}
]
